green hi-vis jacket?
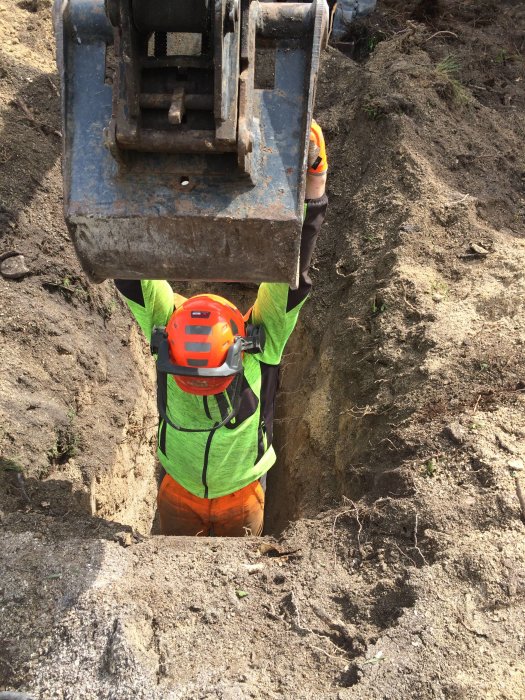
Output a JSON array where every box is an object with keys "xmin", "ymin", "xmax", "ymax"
[{"xmin": 115, "ymin": 194, "xmax": 328, "ymax": 498}]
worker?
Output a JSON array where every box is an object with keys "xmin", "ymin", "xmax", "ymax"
[{"xmin": 115, "ymin": 122, "xmax": 328, "ymax": 537}]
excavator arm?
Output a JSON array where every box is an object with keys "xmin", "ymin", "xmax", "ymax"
[{"xmin": 54, "ymin": 0, "xmax": 328, "ymax": 286}]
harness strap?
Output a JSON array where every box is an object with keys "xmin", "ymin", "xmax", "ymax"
[{"xmin": 156, "ymin": 370, "xmax": 242, "ymax": 433}]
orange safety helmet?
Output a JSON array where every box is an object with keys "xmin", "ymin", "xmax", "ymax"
[{"xmin": 166, "ymin": 294, "xmax": 246, "ymax": 395}]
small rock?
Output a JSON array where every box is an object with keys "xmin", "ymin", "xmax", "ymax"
[
  {"xmin": 508, "ymin": 458, "xmax": 524, "ymax": 471},
  {"xmin": 469, "ymin": 242, "xmax": 489, "ymax": 256},
  {"xmin": 56, "ymin": 343, "xmax": 74, "ymax": 356},
  {"xmin": 338, "ymin": 692, "xmax": 353, "ymax": 700},
  {"xmin": 400, "ymin": 222, "xmax": 421, "ymax": 233},
  {"xmin": 390, "ymin": 59, "xmax": 412, "ymax": 73},
  {"xmin": 443, "ymin": 422, "xmax": 466, "ymax": 445},
  {"xmin": 244, "ymin": 563, "xmax": 265, "ymax": 574},
  {"xmin": 432, "ymin": 293, "xmax": 444, "ymax": 302},
  {"xmin": 0, "ymin": 253, "xmax": 30, "ymax": 279},
  {"xmin": 115, "ymin": 531, "xmax": 133, "ymax": 547},
  {"xmin": 203, "ymin": 609, "xmax": 219, "ymax": 624},
  {"xmin": 496, "ymin": 432, "xmax": 517, "ymax": 454}
]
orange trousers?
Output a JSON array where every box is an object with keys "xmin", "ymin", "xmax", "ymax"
[{"xmin": 157, "ymin": 473, "xmax": 265, "ymax": 536}]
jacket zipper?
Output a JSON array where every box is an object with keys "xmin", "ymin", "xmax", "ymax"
[
  {"xmin": 200, "ymin": 393, "xmax": 232, "ymax": 498},
  {"xmin": 202, "ymin": 426, "xmax": 216, "ymax": 498}
]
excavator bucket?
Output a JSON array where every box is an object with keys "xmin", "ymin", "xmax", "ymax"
[{"xmin": 55, "ymin": 0, "xmax": 328, "ymax": 286}]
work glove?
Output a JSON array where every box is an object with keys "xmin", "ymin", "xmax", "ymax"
[{"xmin": 307, "ymin": 119, "xmax": 328, "ymax": 175}]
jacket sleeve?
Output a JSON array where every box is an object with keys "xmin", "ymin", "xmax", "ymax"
[
  {"xmin": 114, "ymin": 279, "xmax": 175, "ymax": 342},
  {"xmin": 251, "ymin": 193, "xmax": 328, "ymax": 365}
]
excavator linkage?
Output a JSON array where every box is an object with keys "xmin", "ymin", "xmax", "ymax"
[{"xmin": 55, "ymin": 0, "xmax": 328, "ymax": 286}]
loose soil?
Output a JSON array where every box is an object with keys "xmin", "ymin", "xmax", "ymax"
[{"xmin": 1, "ymin": 1, "xmax": 525, "ymax": 698}]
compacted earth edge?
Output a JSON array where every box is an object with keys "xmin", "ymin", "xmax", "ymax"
[{"xmin": 1, "ymin": 1, "xmax": 525, "ymax": 698}]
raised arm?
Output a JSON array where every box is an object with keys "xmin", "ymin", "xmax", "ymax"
[
  {"xmin": 251, "ymin": 121, "xmax": 328, "ymax": 365},
  {"xmin": 115, "ymin": 279, "xmax": 175, "ymax": 341}
]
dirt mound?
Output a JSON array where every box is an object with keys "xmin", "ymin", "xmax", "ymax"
[
  {"xmin": 0, "ymin": 1, "xmax": 159, "ymax": 534},
  {"xmin": 2, "ymin": 1, "xmax": 525, "ymax": 698}
]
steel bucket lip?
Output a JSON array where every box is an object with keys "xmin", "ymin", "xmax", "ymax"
[{"xmin": 68, "ymin": 212, "xmax": 302, "ymax": 287}]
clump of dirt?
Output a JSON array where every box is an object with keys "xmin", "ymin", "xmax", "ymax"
[
  {"xmin": 2, "ymin": 1, "xmax": 525, "ymax": 699},
  {"xmin": 0, "ymin": 0, "xmax": 160, "ymax": 536},
  {"xmin": 271, "ymin": 0, "xmax": 525, "ymax": 521}
]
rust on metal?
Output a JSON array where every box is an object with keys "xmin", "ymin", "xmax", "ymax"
[
  {"xmin": 116, "ymin": 127, "xmax": 238, "ymax": 153},
  {"xmin": 257, "ymin": 2, "xmax": 312, "ymax": 38},
  {"xmin": 168, "ymin": 86, "xmax": 186, "ymax": 125},
  {"xmin": 139, "ymin": 93, "xmax": 214, "ymax": 111}
]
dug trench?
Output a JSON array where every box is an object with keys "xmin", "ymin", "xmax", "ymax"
[{"xmin": 2, "ymin": 1, "xmax": 525, "ymax": 698}]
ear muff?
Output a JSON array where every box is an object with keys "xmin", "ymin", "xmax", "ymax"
[{"xmin": 243, "ymin": 324, "xmax": 265, "ymax": 354}]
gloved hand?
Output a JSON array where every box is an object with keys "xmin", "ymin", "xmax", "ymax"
[
  {"xmin": 307, "ymin": 119, "xmax": 328, "ymax": 175},
  {"xmin": 306, "ymin": 119, "xmax": 327, "ymax": 199}
]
